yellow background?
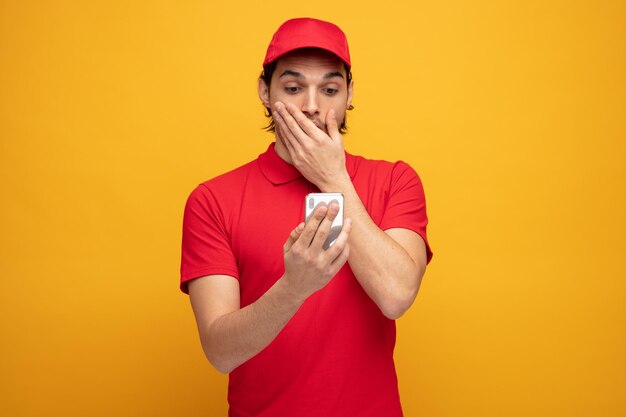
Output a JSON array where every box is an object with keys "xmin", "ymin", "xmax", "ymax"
[{"xmin": 1, "ymin": 1, "xmax": 624, "ymax": 416}]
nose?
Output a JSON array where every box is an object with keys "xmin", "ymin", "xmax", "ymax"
[{"xmin": 301, "ymin": 88, "xmax": 320, "ymax": 117}]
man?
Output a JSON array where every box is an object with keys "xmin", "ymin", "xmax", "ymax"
[{"xmin": 181, "ymin": 17, "xmax": 432, "ymax": 416}]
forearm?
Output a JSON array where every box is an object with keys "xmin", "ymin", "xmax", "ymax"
[
  {"xmin": 194, "ymin": 205, "xmax": 351, "ymax": 374},
  {"xmin": 203, "ymin": 276, "xmax": 305, "ymax": 373},
  {"xmin": 321, "ymin": 178, "xmax": 423, "ymax": 319}
]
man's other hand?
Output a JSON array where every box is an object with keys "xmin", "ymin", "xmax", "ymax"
[
  {"xmin": 282, "ymin": 201, "xmax": 351, "ymax": 300},
  {"xmin": 273, "ymin": 102, "xmax": 351, "ymax": 191}
]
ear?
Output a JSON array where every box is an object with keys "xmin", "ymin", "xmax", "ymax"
[
  {"xmin": 346, "ymin": 79, "xmax": 354, "ymax": 110},
  {"xmin": 258, "ymin": 77, "xmax": 270, "ymax": 108}
]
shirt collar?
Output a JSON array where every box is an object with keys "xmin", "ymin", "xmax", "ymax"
[{"xmin": 258, "ymin": 142, "xmax": 357, "ymax": 186}]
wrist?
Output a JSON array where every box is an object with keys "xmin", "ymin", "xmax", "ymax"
[
  {"xmin": 277, "ymin": 273, "xmax": 309, "ymax": 306},
  {"xmin": 319, "ymin": 171, "xmax": 352, "ymax": 193}
]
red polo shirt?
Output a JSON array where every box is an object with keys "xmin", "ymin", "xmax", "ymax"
[{"xmin": 181, "ymin": 143, "xmax": 432, "ymax": 417}]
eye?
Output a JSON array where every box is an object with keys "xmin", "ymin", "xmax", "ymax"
[
  {"xmin": 323, "ymin": 88, "xmax": 339, "ymax": 96},
  {"xmin": 284, "ymin": 86, "xmax": 300, "ymax": 94}
]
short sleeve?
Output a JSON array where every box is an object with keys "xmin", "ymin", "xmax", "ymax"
[
  {"xmin": 180, "ymin": 184, "xmax": 239, "ymax": 294},
  {"xmin": 379, "ymin": 162, "xmax": 433, "ymax": 264}
]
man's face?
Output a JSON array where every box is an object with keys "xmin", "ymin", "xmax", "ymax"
[{"xmin": 259, "ymin": 49, "xmax": 353, "ymax": 135}]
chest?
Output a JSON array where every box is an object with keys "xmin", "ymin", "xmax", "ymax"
[
  {"xmin": 225, "ymin": 172, "xmax": 390, "ymax": 306},
  {"xmin": 229, "ymin": 179, "xmax": 313, "ymax": 305}
]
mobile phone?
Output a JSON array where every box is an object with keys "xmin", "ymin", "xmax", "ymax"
[{"xmin": 304, "ymin": 193, "xmax": 344, "ymax": 250}]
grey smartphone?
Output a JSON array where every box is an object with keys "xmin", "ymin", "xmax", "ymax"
[{"xmin": 304, "ymin": 192, "xmax": 344, "ymax": 250}]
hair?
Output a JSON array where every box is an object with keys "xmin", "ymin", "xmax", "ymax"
[{"xmin": 259, "ymin": 57, "xmax": 354, "ymax": 134}]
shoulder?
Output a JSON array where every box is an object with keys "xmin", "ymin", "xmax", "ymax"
[
  {"xmin": 201, "ymin": 158, "xmax": 259, "ymax": 191},
  {"xmin": 184, "ymin": 156, "xmax": 261, "ymax": 213}
]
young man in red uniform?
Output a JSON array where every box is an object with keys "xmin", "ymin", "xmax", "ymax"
[{"xmin": 181, "ymin": 18, "xmax": 432, "ymax": 416}]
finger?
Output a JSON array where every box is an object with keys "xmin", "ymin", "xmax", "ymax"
[
  {"xmin": 283, "ymin": 222, "xmax": 305, "ymax": 253},
  {"xmin": 310, "ymin": 201, "xmax": 341, "ymax": 250},
  {"xmin": 326, "ymin": 217, "xmax": 352, "ymax": 261},
  {"xmin": 273, "ymin": 106, "xmax": 289, "ymax": 138},
  {"xmin": 330, "ymin": 241, "xmax": 350, "ymax": 271},
  {"xmin": 327, "ymin": 220, "xmax": 352, "ymax": 276},
  {"xmin": 284, "ymin": 103, "xmax": 325, "ymax": 138},
  {"xmin": 276, "ymin": 122, "xmax": 296, "ymax": 157},
  {"xmin": 326, "ymin": 109, "xmax": 343, "ymax": 145},
  {"xmin": 275, "ymin": 102, "xmax": 307, "ymax": 144},
  {"xmin": 326, "ymin": 109, "xmax": 339, "ymax": 136},
  {"xmin": 296, "ymin": 204, "xmax": 328, "ymax": 248},
  {"xmin": 274, "ymin": 107, "xmax": 301, "ymax": 153},
  {"xmin": 276, "ymin": 102, "xmax": 321, "ymax": 147}
]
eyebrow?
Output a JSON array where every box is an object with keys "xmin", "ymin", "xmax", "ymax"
[
  {"xmin": 279, "ymin": 70, "xmax": 345, "ymax": 80},
  {"xmin": 323, "ymin": 71, "xmax": 345, "ymax": 80}
]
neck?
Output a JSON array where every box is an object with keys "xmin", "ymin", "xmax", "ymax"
[{"xmin": 273, "ymin": 136, "xmax": 294, "ymax": 165}]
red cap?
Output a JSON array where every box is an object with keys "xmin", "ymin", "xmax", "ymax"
[{"xmin": 263, "ymin": 18, "xmax": 351, "ymax": 68}]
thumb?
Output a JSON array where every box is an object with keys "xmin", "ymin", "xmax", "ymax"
[
  {"xmin": 283, "ymin": 222, "xmax": 305, "ymax": 253},
  {"xmin": 326, "ymin": 109, "xmax": 341, "ymax": 142}
]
